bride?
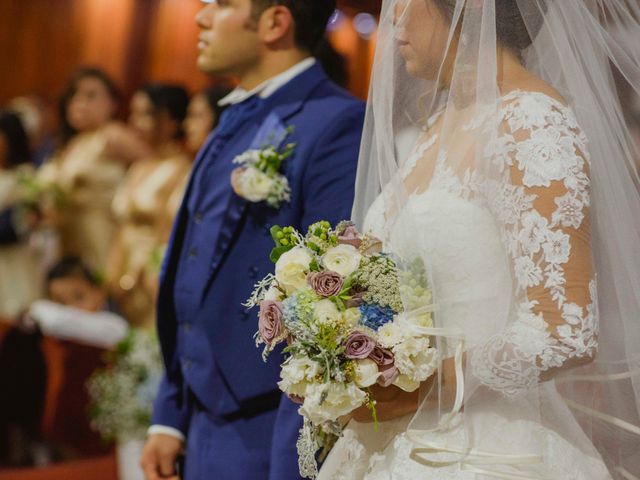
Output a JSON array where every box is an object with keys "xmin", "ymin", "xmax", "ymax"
[{"xmin": 318, "ymin": 0, "xmax": 640, "ymax": 478}]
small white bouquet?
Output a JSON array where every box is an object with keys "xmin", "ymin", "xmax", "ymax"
[{"xmin": 86, "ymin": 329, "xmax": 163, "ymax": 443}]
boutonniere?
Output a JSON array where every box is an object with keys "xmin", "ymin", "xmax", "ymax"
[{"xmin": 231, "ymin": 127, "xmax": 296, "ymax": 209}]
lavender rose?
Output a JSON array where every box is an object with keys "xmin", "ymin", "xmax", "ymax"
[
  {"xmin": 258, "ymin": 300, "xmax": 284, "ymax": 346},
  {"xmin": 345, "ymin": 292, "xmax": 364, "ymax": 309},
  {"xmin": 377, "ymin": 364, "xmax": 399, "ymax": 387},
  {"xmin": 307, "ymin": 271, "xmax": 344, "ymax": 297},
  {"xmin": 338, "ymin": 224, "xmax": 362, "ymax": 249},
  {"xmin": 344, "ymin": 332, "xmax": 376, "ymax": 359},
  {"xmin": 361, "ymin": 235, "xmax": 383, "ymax": 255},
  {"xmin": 369, "ymin": 346, "xmax": 395, "ymax": 367}
]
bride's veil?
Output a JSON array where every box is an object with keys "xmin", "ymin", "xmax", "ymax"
[{"xmin": 352, "ymin": 0, "xmax": 640, "ymax": 476}]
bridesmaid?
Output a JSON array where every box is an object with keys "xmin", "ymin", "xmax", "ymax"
[
  {"xmin": 108, "ymin": 84, "xmax": 191, "ymax": 327},
  {"xmin": 38, "ymin": 68, "xmax": 150, "ymax": 272},
  {"xmin": 183, "ymin": 85, "xmax": 232, "ymax": 156},
  {"xmin": 0, "ymin": 110, "xmax": 42, "ymax": 318}
]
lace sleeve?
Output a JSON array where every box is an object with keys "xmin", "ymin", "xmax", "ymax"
[{"xmin": 470, "ymin": 93, "xmax": 598, "ymax": 398}]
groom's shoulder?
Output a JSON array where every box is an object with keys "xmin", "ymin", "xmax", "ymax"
[
  {"xmin": 297, "ymin": 79, "xmax": 365, "ymax": 135},
  {"xmin": 307, "ymin": 79, "xmax": 365, "ymax": 114}
]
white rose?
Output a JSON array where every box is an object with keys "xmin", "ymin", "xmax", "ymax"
[
  {"xmin": 353, "ymin": 359, "xmax": 380, "ymax": 388},
  {"xmin": 402, "ymin": 311, "xmax": 434, "ymax": 331},
  {"xmin": 392, "ymin": 374, "xmax": 420, "ymax": 392},
  {"xmin": 278, "ymin": 356, "xmax": 321, "ymax": 397},
  {"xmin": 237, "ymin": 167, "xmax": 274, "ymax": 202},
  {"xmin": 322, "ymin": 244, "xmax": 362, "ymax": 277},
  {"xmin": 342, "ymin": 308, "xmax": 361, "ymax": 327},
  {"xmin": 275, "ymin": 247, "xmax": 313, "ymax": 294},
  {"xmin": 264, "ymin": 281, "xmax": 284, "ymax": 301},
  {"xmin": 377, "ymin": 321, "xmax": 407, "ymax": 348},
  {"xmin": 393, "ymin": 337, "xmax": 438, "ymax": 382},
  {"xmin": 234, "ymin": 149, "xmax": 262, "ymax": 165},
  {"xmin": 314, "ymin": 299, "xmax": 342, "ymax": 325},
  {"xmin": 300, "ymin": 382, "xmax": 367, "ymax": 424}
]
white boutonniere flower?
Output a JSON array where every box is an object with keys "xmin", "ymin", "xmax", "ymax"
[{"xmin": 230, "ymin": 128, "xmax": 295, "ymax": 208}]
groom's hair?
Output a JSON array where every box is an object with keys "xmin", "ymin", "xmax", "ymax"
[{"xmin": 250, "ymin": 0, "xmax": 336, "ymax": 53}]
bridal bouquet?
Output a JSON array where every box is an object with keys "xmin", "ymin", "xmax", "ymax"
[{"xmin": 245, "ymin": 221, "xmax": 437, "ymax": 478}]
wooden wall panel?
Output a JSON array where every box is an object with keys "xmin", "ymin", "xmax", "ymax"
[
  {"xmin": 0, "ymin": 0, "xmax": 377, "ymax": 104},
  {"xmin": 144, "ymin": 0, "xmax": 210, "ymax": 92}
]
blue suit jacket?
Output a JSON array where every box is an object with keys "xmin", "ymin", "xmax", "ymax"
[{"xmin": 152, "ymin": 63, "xmax": 364, "ymax": 477}]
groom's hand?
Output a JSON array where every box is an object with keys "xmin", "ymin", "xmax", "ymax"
[{"xmin": 141, "ymin": 434, "xmax": 184, "ymax": 480}]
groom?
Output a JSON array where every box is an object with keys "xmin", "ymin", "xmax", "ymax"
[{"xmin": 141, "ymin": 0, "xmax": 364, "ymax": 479}]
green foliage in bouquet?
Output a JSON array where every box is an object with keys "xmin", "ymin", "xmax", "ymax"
[{"xmin": 86, "ymin": 329, "xmax": 163, "ymax": 443}]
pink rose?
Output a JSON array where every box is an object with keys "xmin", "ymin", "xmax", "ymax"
[
  {"xmin": 377, "ymin": 364, "xmax": 399, "ymax": 387},
  {"xmin": 307, "ymin": 271, "xmax": 344, "ymax": 297},
  {"xmin": 258, "ymin": 300, "xmax": 284, "ymax": 346},
  {"xmin": 344, "ymin": 332, "xmax": 376, "ymax": 359},
  {"xmin": 338, "ymin": 224, "xmax": 363, "ymax": 249},
  {"xmin": 368, "ymin": 346, "xmax": 395, "ymax": 367},
  {"xmin": 361, "ymin": 235, "xmax": 383, "ymax": 255},
  {"xmin": 345, "ymin": 292, "xmax": 364, "ymax": 309}
]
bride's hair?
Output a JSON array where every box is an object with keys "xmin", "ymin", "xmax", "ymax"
[{"xmin": 432, "ymin": 0, "xmax": 547, "ymax": 54}]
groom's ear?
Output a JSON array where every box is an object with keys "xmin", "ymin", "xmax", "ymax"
[{"xmin": 257, "ymin": 5, "xmax": 297, "ymax": 50}]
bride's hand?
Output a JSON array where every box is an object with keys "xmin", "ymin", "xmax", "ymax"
[
  {"xmin": 349, "ymin": 355, "xmax": 462, "ymax": 423},
  {"xmin": 350, "ymin": 384, "xmax": 422, "ymax": 423}
]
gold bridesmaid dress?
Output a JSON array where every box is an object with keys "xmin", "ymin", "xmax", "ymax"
[
  {"xmin": 39, "ymin": 129, "xmax": 127, "ymax": 273},
  {"xmin": 108, "ymin": 149, "xmax": 191, "ymax": 327}
]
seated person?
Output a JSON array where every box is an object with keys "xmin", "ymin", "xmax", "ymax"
[
  {"xmin": 0, "ymin": 257, "xmax": 128, "ymax": 465},
  {"xmin": 25, "ymin": 256, "xmax": 128, "ymax": 349}
]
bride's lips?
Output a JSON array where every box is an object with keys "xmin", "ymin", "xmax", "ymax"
[{"xmin": 198, "ymin": 36, "xmax": 208, "ymax": 51}]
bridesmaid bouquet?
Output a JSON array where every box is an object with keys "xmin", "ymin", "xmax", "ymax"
[
  {"xmin": 245, "ymin": 221, "xmax": 437, "ymax": 478},
  {"xmin": 86, "ymin": 329, "xmax": 163, "ymax": 443},
  {"xmin": 15, "ymin": 166, "xmax": 65, "ymax": 212}
]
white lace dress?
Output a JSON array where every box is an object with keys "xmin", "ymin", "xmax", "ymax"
[{"xmin": 317, "ymin": 91, "xmax": 612, "ymax": 479}]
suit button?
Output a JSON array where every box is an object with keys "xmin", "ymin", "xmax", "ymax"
[
  {"xmin": 188, "ymin": 247, "xmax": 198, "ymax": 258},
  {"xmin": 181, "ymin": 357, "xmax": 192, "ymax": 370},
  {"xmin": 248, "ymin": 266, "xmax": 260, "ymax": 278},
  {"xmin": 183, "ymin": 322, "xmax": 192, "ymax": 332},
  {"xmin": 194, "ymin": 213, "xmax": 203, "ymax": 224}
]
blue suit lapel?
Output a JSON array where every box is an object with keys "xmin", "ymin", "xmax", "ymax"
[{"xmin": 203, "ymin": 64, "xmax": 328, "ymax": 289}]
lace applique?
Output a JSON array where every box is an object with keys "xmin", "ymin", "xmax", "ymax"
[{"xmin": 471, "ymin": 91, "xmax": 598, "ymax": 396}]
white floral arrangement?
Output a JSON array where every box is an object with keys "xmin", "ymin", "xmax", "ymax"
[
  {"xmin": 86, "ymin": 328, "xmax": 163, "ymax": 443},
  {"xmin": 230, "ymin": 129, "xmax": 295, "ymax": 208},
  {"xmin": 245, "ymin": 221, "xmax": 437, "ymax": 478}
]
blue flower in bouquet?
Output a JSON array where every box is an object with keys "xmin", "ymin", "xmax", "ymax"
[
  {"xmin": 358, "ymin": 304, "xmax": 395, "ymax": 331},
  {"xmin": 282, "ymin": 289, "xmax": 319, "ymax": 327}
]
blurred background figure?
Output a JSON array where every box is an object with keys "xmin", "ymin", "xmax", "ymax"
[
  {"xmin": 38, "ymin": 67, "xmax": 150, "ymax": 274},
  {"xmin": 7, "ymin": 95, "xmax": 57, "ymax": 168},
  {"xmin": 0, "ymin": 257, "xmax": 127, "ymax": 468},
  {"xmin": 107, "ymin": 83, "xmax": 191, "ymax": 327},
  {"xmin": 183, "ymin": 85, "xmax": 233, "ymax": 156},
  {"xmin": 0, "ymin": 110, "xmax": 43, "ymax": 319}
]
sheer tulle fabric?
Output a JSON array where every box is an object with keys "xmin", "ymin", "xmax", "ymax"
[{"xmin": 348, "ymin": 0, "xmax": 640, "ymax": 478}]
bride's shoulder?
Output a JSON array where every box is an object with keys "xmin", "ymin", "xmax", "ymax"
[{"xmin": 497, "ymin": 79, "xmax": 582, "ymax": 136}]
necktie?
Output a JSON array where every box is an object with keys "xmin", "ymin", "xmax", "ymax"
[{"xmin": 195, "ymin": 95, "xmax": 265, "ymax": 192}]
